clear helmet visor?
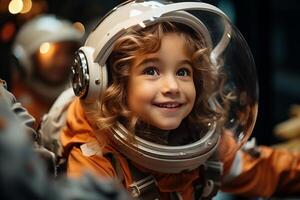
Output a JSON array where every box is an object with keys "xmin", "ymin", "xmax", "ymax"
[{"xmin": 84, "ymin": 0, "xmax": 258, "ymax": 173}]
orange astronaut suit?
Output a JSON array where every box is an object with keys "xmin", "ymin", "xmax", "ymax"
[
  {"xmin": 11, "ymin": 78, "xmax": 52, "ymax": 128},
  {"xmin": 61, "ymin": 99, "xmax": 300, "ymax": 199}
]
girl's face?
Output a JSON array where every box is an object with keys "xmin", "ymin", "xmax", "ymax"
[{"xmin": 127, "ymin": 33, "xmax": 196, "ymax": 130}]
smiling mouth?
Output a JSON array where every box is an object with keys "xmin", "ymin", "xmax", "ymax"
[{"xmin": 154, "ymin": 103, "xmax": 182, "ymax": 108}]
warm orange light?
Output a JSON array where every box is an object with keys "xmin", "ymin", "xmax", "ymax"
[
  {"xmin": 0, "ymin": 22, "xmax": 16, "ymax": 42},
  {"xmin": 73, "ymin": 21, "xmax": 85, "ymax": 34},
  {"xmin": 39, "ymin": 42, "xmax": 51, "ymax": 54},
  {"xmin": 38, "ymin": 42, "xmax": 56, "ymax": 69},
  {"xmin": 8, "ymin": 0, "xmax": 23, "ymax": 14},
  {"xmin": 21, "ymin": 0, "xmax": 32, "ymax": 14}
]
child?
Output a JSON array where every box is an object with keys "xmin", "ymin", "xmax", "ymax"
[
  {"xmin": 59, "ymin": 1, "xmax": 300, "ymax": 199},
  {"xmin": 11, "ymin": 15, "xmax": 82, "ymax": 128}
]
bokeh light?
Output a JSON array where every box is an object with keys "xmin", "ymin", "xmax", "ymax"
[{"xmin": 8, "ymin": 0, "xmax": 23, "ymax": 14}]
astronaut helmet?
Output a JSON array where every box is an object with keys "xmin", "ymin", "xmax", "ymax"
[
  {"xmin": 72, "ymin": 0, "xmax": 258, "ymax": 173},
  {"xmin": 12, "ymin": 14, "xmax": 83, "ymax": 99}
]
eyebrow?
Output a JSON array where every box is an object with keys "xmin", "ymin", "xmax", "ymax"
[
  {"xmin": 135, "ymin": 57, "xmax": 160, "ymax": 68},
  {"xmin": 135, "ymin": 57, "xmax": 193, "ymax": 68},
  {"xmin": 178, "ymin": 60, "xmax": 193, "ymax": 67}
]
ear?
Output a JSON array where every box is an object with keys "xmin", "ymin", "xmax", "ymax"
[{"xmin": 71, "ymin": 46, "xmax": 107, "ymax": 104}]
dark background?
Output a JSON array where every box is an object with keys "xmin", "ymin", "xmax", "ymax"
[{"xmin": 1, "ymin": 0, "xmax": 300, "ymax": 146}]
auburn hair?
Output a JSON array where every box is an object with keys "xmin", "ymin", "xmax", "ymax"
[{"xmin": 87, "ymin": 22, "xmax": 229, "ymax": 142}]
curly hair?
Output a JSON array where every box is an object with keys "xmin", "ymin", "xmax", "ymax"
[{"xmin": 87, "ymin": 21, "xmax": 229, "ymax": 143}]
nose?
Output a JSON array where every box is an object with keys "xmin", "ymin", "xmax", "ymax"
[{"xmin": 161, "ymin": 75, "xmax": 179, "ymax": 95}]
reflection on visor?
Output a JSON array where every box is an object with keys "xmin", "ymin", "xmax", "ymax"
[
  {"xmin": 39, "ymin": 42, "xmax": 51, "ymax": 54},
  {"xmin": 37, "ymin": 41, "xmax": 78, "ymax": 70},
  {"xmin": 34, "ymin": 41, "xmax": 79, "ymax": 85}
]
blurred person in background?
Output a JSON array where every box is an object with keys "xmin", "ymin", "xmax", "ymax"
[
  {"xmin": 10, "ymin": 14, "xmax": 82, "ymax": 128},
  {"xmin": 0, "ymin": 78, "xmax": 130, "ymax": 200}
]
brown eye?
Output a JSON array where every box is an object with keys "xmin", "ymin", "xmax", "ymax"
[
  {"xmin": 143, "ymin": 67, "xmax": 159, "ymax": 76},
  {"xmin": 177, "ymin": 68, "xmax": 191, "ymax": 76}
]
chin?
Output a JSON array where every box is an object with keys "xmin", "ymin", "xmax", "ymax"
[{"xmin": 156, "ymin": 123, "xmax": 181, "ymax": 131}]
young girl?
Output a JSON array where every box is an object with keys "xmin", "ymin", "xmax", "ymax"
[{"xmin": 59, "ymin": 1, "xmax": 300, "ymax": 199}]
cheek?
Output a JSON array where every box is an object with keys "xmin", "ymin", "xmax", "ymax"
[
  {"xmin": 192, "ymin": 86, "xmax": 196, "ymax": 103},
  {"xmin": 185, "ymin": 82, "xmax": 196, "ymax": 102},
  {"xmin": 185, "ymin": 83, "xmax": 196, "ymax": 114},
  {"xmin": 128, "ymin": 83, "xmax": 154, "ymax": 105},
  {"xmin": 190, "ymin": 89, "xmax": 196, "ymax": 113}
]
